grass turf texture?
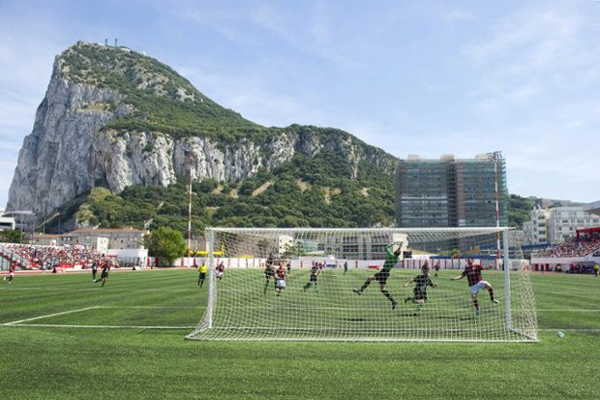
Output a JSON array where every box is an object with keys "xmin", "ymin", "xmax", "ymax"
[{"xmin": 0, "ymin": 269, "xmax": 598, "ymax": 399}]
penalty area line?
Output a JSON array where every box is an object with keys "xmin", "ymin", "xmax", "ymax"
[
  {"xmin": 2, "ymin": 323, "xmax": 195, "ymax": 330},
  {"xmin": 2, "ymin": 306, "xmax": 100, "ymax": 326}
]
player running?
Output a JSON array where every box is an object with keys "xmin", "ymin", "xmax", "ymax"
[
  {"xmin": 404, "ymin": 268, "xmax": 437, "ymax": 315},
  {"xmin": 3, "ymin": 262, "xmax": 16, "ymax": 284},
  {"xmin": 353, "ymin": 242, "xmax": 402, "ymax": 310},
  {"xmin": 451, "ymin": 258, "xmax": 499, "ymax": 315},
  {"xmin": 434, "ymin": 261, "xmax": 441, "ymax": 277},
  {"xmin": 197, "ymin": 262, "xmax": 208, "ymax": 287},
  {"xmin": 303, "ymin": 263, "xmax": 320, "ymax": 293},
  {"xmin": 94, "ymin": 263, "xmax": 110, "ymax": 287},
  {"xmin": 91, "ymin": 261, "xmax": 98, "ymax": 282},
  {"xmin": 275, "ymin": 264, "xmax": 286, "ymax": 296}
]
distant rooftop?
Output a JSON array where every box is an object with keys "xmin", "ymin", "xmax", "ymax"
[{"xmin": 401, "ymin": 153, "xmax": 503, "ymax": 161}]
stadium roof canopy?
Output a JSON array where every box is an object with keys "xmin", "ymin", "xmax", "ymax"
[{"xmin": 584, "ymin": 200, "xmax": 600, "ymax": 217}]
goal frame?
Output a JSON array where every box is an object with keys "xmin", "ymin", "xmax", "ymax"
[{"xmin": 186, "ymin": 227, "xmax": 537, "ymax": 342}]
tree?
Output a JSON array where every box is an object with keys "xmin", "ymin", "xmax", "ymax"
[
  {"xmin": 144, "ymin": 227, "xmax": 186, "ymax": 266},
  {"xmin": 0, "ymin": 229, "xmax": 25, "ymax": 244}
]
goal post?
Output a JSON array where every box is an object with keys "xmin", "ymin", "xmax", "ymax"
[{"xmin": 186, "ymin": 227, "xmax": 537, "ymax": 342}]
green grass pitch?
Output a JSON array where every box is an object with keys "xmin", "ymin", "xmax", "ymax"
[{"xmin": 1, "ymin": 268, "xmax": 599, "ymax": 399}]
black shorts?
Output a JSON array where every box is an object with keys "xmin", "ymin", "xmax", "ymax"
[
  {"xmin": 199, "ymin": 273, "xmax": 206, "ymax": 279},
  {"xmin": 310, "ymin": 275, "xmax": 317, "ymax": 283},
  {"xmin": 374, "ymin": 271, "xmax": 390, "ymax": 284},
  {"xmin": 413, "ymin": 290, "xmax": 427, "ymax": 301},
  {"xmin": 265, "ymin": 272, "xmax": 273, "ymax": 279}
]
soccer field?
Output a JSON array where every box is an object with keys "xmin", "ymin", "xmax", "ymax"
[{"xmin": 1, "ymin": 269, "xmax": 599, "ymax": 399}]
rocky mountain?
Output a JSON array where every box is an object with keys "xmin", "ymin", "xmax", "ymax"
[{"xmin": 8, "ymin": 42, "xmax": 398, "ymax": 231}]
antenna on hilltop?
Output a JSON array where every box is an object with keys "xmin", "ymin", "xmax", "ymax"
[
  {"xmin": 114, "ymin": 38, "xmax": 118, "ymax": 47},
  {"xmin": 104, "ymin": 39, "xmax": 108, "ymax": 46}
]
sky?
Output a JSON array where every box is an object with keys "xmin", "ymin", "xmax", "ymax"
[{"xmin": 1, "ymin": 0, "xmax": 599, "ymax": 209}]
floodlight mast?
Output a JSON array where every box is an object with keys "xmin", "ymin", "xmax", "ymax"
[{"xmin": 487, "ymin": 151, "xmax": 503, "ymax": 261}]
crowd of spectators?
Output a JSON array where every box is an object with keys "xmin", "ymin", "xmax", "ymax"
[
  {"xmin": 537, "ymin": 237, "xmax": 600, "ymax": 258},
  {"xmin": 0, "ymin": 244, "xmax": 107, "ymax": 270}
]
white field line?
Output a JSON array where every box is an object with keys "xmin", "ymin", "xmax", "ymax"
[
  {"xmin": 5, "ymin": 324, "xmax": 195, "ymax": 329},
  {"xmin": 3, "ymin": 306, "xmax": 100, "ymax": 325},
  {"xmin": 100, "ymin": 306, "xmax": 203, "ymax": 309},
  {"xmin": 539, "ymin": 329, "xmax": 600, "ymax": 332}
]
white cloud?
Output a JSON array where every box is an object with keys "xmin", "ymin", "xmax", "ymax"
[{"xmin": 458, "ymin": 3, "xmax": 600, "ymax": 201}]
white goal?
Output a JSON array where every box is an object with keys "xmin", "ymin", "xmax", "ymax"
[{"xmin": 186, "ymin": 228, "xmax": 537, "ymax": 342}]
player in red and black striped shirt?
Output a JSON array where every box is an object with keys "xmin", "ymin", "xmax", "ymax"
[
  {"xmin": 451, "ymin": 259, "xmax": 499, "ymax": 315},
  {"xmin": 275, "ymin": 264, "xmax": 286, "ymax": 296}
]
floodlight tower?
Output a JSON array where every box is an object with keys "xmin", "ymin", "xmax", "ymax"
[{"xmin": 487, "ymin": 151, "xmax": 503, "ymax": 261}]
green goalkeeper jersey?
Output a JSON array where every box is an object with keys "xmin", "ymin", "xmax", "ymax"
[{"xmin": 382, "ymin": 244, "xmax": 400, "ymax": 272}]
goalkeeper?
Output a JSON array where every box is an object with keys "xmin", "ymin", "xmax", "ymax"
[
  {"xmin": 353, "ymin": 242, "xmax": 402, "ymax": 310},
  {"xmin": 264, "ymin": 254, "xmax": 275, "ymax": 294},
  {"xmin": 404, "ymin": 267, "xmax": 437, "ymax": 315}
]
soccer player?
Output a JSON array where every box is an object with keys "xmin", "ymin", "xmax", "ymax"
[
  {"xmin": 353, "ymin": 242, "xmax": 402, "ymax": 310},
  {"xmin": 344, "ymin": 260, "xmax": 348, "ymax": 274},
  {"xmin": 94, "ymin": 263, "xmax": 110, "ymax": 287},
  {"xmin": 286, "ymin": 261, "xmax": 291, "ymax": 274},
  {"xmin": 275, "ymin": 264, "xmax": 286, "ymax": 296},
  {"xmin": 3, "ymin": 262, "xmax": 16, "ymax": 284},
  {"xmin": 303, "ymin": 263, "xmax": 320, "ymax": 293},
  {"xmin": 594, "ymin": 263, "xmax": 599, "ymax": 277},
  {"xmin": 264, "ymin": 260, "xmax": 275, "ymax": 294},
  {"xmin": 91, "ymin": 261, "xmax": 98, "ymax": 282},
  {"xmin": 215, "ymin": 261, "xmax": 225, "ymax": 281},
  {"xmin": 404, "ymin": 268, "xmax": 437, "ymax": 315},
  {"xmin": 197, "ymin": 262, "xmax": 208, "ymax": 287},
  {"xmin": 434, "ymin": 261, "xmax": 441, "ymax": 277},
  {"xmin": 451, "ymin": 258, "xmax": 499, "ymax": 315}
]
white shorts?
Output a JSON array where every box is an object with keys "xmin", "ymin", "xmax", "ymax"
[
  {"xmin": 276, "ymin": 279, "xmax": 286, "ymax": 289},
  {"xmin": 9, "ymin": 273, "xmax": 15, "ymax": 278},
  {"xmin": 470, "ymin": 281, "xmax": 490, "ymax": 295},
  {"xmin": 215, "ymin": 271, "xmax": 223, "ymax": 278}
]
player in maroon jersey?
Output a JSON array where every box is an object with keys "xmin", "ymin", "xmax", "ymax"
[
  {"xmin": 3, "ymin": 262, "xmax": 17, "ymax": 284},
  {"xmin": 450, "ymin": 258, "xmax": 499, "ymax": 315},
  {"xmin": 275, "ymin": 263, "xmax": 286, "ymax": 296},
  {"xmin": 215, "ymin": 261, "xmax": 225, "ymax": 281}
]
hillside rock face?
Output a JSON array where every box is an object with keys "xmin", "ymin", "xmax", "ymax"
[
  {"xmin": 8, "ymin": 42, "xmax": 396, "ymax": 220},
  {"xmin": 8, "ymin": 56, "xmax": 130, "ymax": 216}
]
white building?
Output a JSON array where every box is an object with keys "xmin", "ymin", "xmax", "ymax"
[
  {"xmin": 523, "ymin": 207, "xmax": 549, "ymax": 245},
  {"xmin": 61, "ymin": 228, "xmax": 147, "ymax": 250},
  {"xmin": 547, "ymin": 206, "xmax": 600, "ymax": 243},
  {"xmin": 523, "ymin": 206, "xmax": 600, "ymax": 245},
  {"xmin": 0, "ymin": 216, "xmax": 16, "ymax": 231}
]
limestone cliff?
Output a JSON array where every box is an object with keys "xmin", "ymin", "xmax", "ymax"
[{"xmin": 8, "ymin": 42, "xmax": 397, "ymax": 222}]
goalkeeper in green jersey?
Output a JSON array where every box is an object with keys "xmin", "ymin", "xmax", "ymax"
[
  {"xmin": 353, "ymin": 242, "xmax": 402, "ymax": 310},
  {"xmin": 404, "ymin": 267, "xmax": 437, "ymax": 315}
]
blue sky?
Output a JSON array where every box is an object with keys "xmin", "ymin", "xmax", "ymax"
[{"xmin": 1, "ymin": 0, "xmax": 599, "ymax": 209}]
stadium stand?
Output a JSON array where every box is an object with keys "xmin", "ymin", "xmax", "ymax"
[
  {"xmin": 0, "ymin": 243, "xmax": 105, "ymax": 269},
  {"xmin": 536, "ymin": 237, "xmax": 600, "ymax": 258}
]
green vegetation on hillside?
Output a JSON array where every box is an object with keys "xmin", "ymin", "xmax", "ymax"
[
  {"xmin": 81, "ymin": 150, "xmax": 395, "ymax": 233},
  {"xmin": 508, "ymin": 194, "xmax": 536, "ymax": 228},
  {"xmin": 61, "ymin": 42, "xmax": 270, "ymax": 144}
]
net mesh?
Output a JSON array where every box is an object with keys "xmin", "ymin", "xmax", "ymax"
[{"xmin": 187, "ymin": 228, "xmax": 537, "ymax": 342}]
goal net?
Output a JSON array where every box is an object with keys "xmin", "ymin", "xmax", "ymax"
[{"xmin": 187, "ymin": 228, "xmax": 537, "ymax": 342}]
